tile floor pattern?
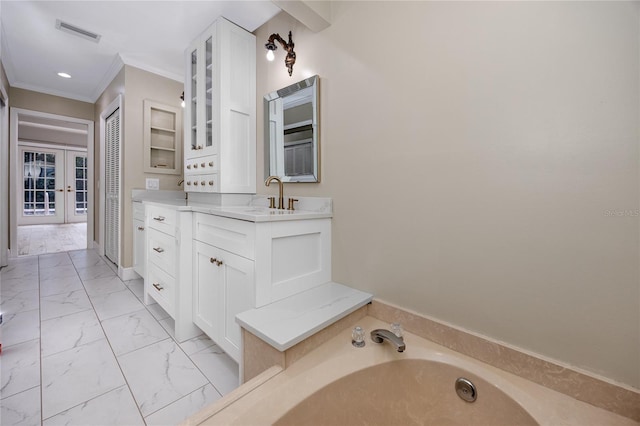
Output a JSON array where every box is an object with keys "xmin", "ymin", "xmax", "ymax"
[
  {"xmin": 0, "ymin": 249, "xmax": 239, "ymax": 425},
  {"xmin": 17, "ymin": 223, "xmax": 87, "ymax": 257}
]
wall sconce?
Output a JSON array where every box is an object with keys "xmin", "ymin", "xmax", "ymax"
[
  {"xmin": 180, "ymin": 91, "xmax": 185, "ymax": 108},
  {"xmin": 265, "ymin": 31, "xmax": 296, "ymax": 76}
]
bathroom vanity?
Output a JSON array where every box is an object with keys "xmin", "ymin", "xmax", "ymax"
[{"xmin": 133, "ymin": 194, "xmax": 333, "ymax": 362}]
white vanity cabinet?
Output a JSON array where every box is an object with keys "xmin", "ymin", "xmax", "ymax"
[
  {"xmin": 192, "ymin": 213, "xmax": 331, "ymax": 363},
  {"xmin": 184, "ymin": 17, "xmax": 256, "ymax": 193},
  {"xmin": 143, "ymin": 204, "xmax": 200, "ymax": 342},
  {"xmin": 132, "ymin": 201, "xmax": 146, "ymax": 278}
]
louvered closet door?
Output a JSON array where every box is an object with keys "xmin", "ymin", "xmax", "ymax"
[{"xmin": 105, "ymin": 109, "xmax": 120, "ymax": 265}]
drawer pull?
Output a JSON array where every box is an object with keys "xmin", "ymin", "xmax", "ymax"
[
  {"xmin": 152, "ymin": 283, "xmax": 164, "ymax": 291},
  {"xmin": 153, "ymin": 216, "xmax": 165, "ymax": 222},
  {"xmin": 210, "ymin": 257, "xmax": 223, "ymax": 266},
  {"xmin": 153, "ymin": 247, "xmax": 164, "ymax": 253},
  {"xmin": 137, "ymin": 226, "xmax": 145, "ymax": 231}
]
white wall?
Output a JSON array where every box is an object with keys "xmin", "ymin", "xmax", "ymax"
[{"xmin": 255, "ymin": 1, "xmax": 640, "ymax": 388}]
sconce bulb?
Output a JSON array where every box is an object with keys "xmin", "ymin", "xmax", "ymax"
[
  {"xmin": 181, "ymin": 100, "xmax": 185, "ymax": 108},
  {"xmin": 266, "ymin": 49, "xmax": 275, "ymax": 62}
]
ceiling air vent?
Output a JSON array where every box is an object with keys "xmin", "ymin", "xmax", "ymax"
[{"xmin": 55, "ymin": 19, "xmax": 101, "ymax": 43}]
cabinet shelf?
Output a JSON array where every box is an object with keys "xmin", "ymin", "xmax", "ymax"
[{"xmin": 144, "ymin": 100, "xmax": 182, "ymax": 175}]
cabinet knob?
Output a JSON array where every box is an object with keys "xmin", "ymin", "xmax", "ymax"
[
  {"xmin": 209, "ymin": 161, "xmax": 214, "ymax": 167},
  {"xmin": 152, "ymin": 283, "xmax": 164, "ymax": 291},
  {"xmin": 209, "ymin": 257, "xmax": 223, "ymax": 266},
  {"xmin": 193, "ymin": 163, "xmax": 198, "ymax": 168},
  {"xmin": 187, "ymin": 164, "xmax": 191, "ymax": 169},
  {"xmin": 208, "ymin": 180, "xmax": 214, "ymax": 186},
  {"xmin": 153, "ymin": 247, "xmax": 164, "ymax": 253},
  {"xmin": 200, "ymin": 181, "xmax": 206, "ymax": 186},
  {"xmin": 194, "ymin": 181, "xmax": 199, "ymax": 186},
  {"xmin": 186, "ymin": 181, "xmax": 191, "ymax": 186},
  {"xmin": 137, "ymin": 226, "xmax": 144, "ymax": 231},
  {"xmin": 201, "ymin": 162, "xmax": 206, "ymax": 168},
  {"xmin": 197, "ymin": 145, "xmax": 203, "ymax": 150}
]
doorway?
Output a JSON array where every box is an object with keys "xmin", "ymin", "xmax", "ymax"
[{"xmin": 9, "ymin": 108, "xmax": 94, "ymax": 258}]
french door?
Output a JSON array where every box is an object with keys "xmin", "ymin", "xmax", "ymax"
[{"xmin": 19, "ymin": 146, "xmax": 87, "ymax": 225}]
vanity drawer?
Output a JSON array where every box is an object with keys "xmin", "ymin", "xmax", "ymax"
[
  {"xmin": 185, "ymin": 155, "xmax": 218, "ymax": 174},
  {"xmin": 146, "ymin": 264, "xmax": 175, "ymax": 316},
  {"xmin": 147, "ymin": 205, "xmax": 177, "ymax": 236},
  {"xmin": 133, "ymin": 201, "xmax": 145, "ymax": 221},
  {"xmin": 185, "ymin": 173, "xmax": 219, "ymax": 193},
  {"xmin": 147, "ymin": 228, "xmax": 176, "ymax": 277},
  {"xmin": 193, "ymin": 213, "xmax": 255, "ymax": 259}
]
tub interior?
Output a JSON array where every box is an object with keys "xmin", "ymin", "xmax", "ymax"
[{"xmin": 274, "ymin": 359, "xmax": 539, "ymax": 426}]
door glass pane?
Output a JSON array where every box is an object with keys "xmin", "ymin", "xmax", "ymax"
[
  {"xmin": 22, "ymin": 150, "xmax": 56, "ymax": 216},
  {"xmin": 191, "ymin": 49, "xmax": 198, "ymax": 150},
  {"xmin": 74, "ymin": 154, "xmax": 88, "ymax": 215}
]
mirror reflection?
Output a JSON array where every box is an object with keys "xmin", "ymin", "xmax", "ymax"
[{"xmin": 264, "ymin": 75, "xmax": 319, "ymax": 182}]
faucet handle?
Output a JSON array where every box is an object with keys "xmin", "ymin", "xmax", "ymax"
[
  {"xmin": 268, "ymin": 197, "xmax": 276, "ymax": 209},
  {"xmin": 287, "ymin": 198, "xmax": 299, "ymax": 211}
]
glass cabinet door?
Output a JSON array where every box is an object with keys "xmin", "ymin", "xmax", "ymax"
[
  {"xmin": 190, "ymin": 48, "xmax": 198, "ymax": 152},
  {"xmin": 205, "ymin": 36, "xmax": 213, "ymax": 150}
]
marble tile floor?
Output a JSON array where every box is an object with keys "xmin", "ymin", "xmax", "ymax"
[
  {"xmin": 17, "ymin": 223, "xmax": 88, "ymax": 257},
  {"xmin": 0, "ymin": 249, "xmax": 238, "ymax": 425}
]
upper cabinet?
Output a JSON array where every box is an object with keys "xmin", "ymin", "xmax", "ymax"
[
  {"xmin": 143, "ymin": 100, "xmax": 182, "ymax": 175},
  {"xmin": 184, "ymin": 17, "xmax": 256, "ymax": 193}
]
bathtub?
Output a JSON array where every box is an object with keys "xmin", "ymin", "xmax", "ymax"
[{"xmin": 185, "ymin": 316, "xmax": 638, "ymax": 426}]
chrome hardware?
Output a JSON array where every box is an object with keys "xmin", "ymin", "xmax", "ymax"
[
  {"xmin": 153, "ymin": 247, "xmax": 164, "ymax": 253},
  {"xmin": 187, "ymin": 164, "xmax": 191, "ymax": 169},
  {"xmin": 265, "ymin": 176, "xmax": 285, "ymax": 209},
  {"xmin": 200, "ymin": 181, "xmax": 206, "ymax": 186},
  {"xmin": 352, "ymin": 326, "xmax": 366, "ymax": 347},
  {"xmin": 210, "ymin": 257, "xmax": 223, "ymax": 266},
  {"xmin": 371, "ymin": 328, "xmax": 406, "ymax": 352},
  {"xmin": 268, "ymin": 197, "xmax": 276, "ymax": 209},
  {"xmin": 152, "ymin": 283, "xmax": 164, "ymax": 291},
  {"xmin": 137, "ymin": 226, "xmax": 144, "ymax": 231},
  {"xmin": 209, "ymin": 161, "xmax": 214, "ymax": 167},
  {"xmin": 153, "ymin": 216, "xmax": 165, "ymax": 222},
  {"xmin": 56, "ymin": 189, "xmax": 64, "ymax": 192},
  {"xmin": 194, "ymin": 181, "xmax": 199, "ymax": 186},
  {"xmin": 200, "ymin": 162, "xmax": 205, "ymax": 167},
  {"xmin": 186, "ymin": 181, "xmax": 191, "ymax": 186},
  {"xmin": 287, "ymin": 198, "xmax": 298, "ymax": 211},
  {"xmin": 455, "ymin": 378, "xmax": 477, "ymax": 402},
  {"xmin": 208, "ymin": 180, "xmax": 214, "ymax": 186},
  {"xmin": 193, "ymin": 163, "xmax": 198, "ymax": 168}
]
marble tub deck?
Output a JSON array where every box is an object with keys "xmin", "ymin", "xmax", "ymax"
[{"xmin": 0, "ymin": 249, "xmax": 239, "ymax": 425}]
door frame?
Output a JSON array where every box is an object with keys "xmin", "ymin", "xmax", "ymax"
[
  {"xmin": 99, "ymin": 95, "xmax": 123, "ymax": 264},
  {"xmin": 9, "ymin": 108, "xmax": 94, "ymax": 257},
  {"xmin": 0, "ymin": 81, "xmax": 8, "ymax": 266}
]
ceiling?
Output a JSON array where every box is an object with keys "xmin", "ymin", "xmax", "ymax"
[{"xmin": 1, "ymin": 1, "xmax": 281, "ymax": 103}]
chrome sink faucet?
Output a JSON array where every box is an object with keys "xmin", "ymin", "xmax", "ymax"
[
  {"xmin": 265, "ymin": 175, "xmax": 284, "ymax": 209},
  {"xmin": 371, "ymin": 329, "xmax": 406, "ymax": 352}
]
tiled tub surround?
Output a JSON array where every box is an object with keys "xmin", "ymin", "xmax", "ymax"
[
  {"xmin": 186, "ymin": 316, "xmax": 637, "ymax": 426},
  {"xmin": 0, "ymin": 251, "xmax": 239, "ymax": 425},
  {"xmin": 208, "ymin": 300, "xmax": 639, "ymax": 424}
]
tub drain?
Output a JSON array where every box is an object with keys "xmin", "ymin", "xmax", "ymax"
[{"xmin": 455, "ymin": 377, "xmax": 477, "ymax": 402}]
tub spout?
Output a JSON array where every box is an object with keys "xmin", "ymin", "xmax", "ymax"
[{"xmin": 371, "ymin": 329, "xmax": 406, "ymax": 352}]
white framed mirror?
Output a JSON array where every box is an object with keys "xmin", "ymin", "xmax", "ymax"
[{"xmin": 264, "ymin": 75, "xmax": 319, "ymax": 182}]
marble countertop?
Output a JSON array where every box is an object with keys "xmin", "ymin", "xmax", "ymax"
[
  {"xmin": 236, "ymin": 282, "xmax": 373, "ymax": 351},
  {"xmin": 132, "ymin": 190, "xmax": 332, "ymax": 223}
]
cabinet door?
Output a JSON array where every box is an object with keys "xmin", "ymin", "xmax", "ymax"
[
  {"xmin": 216, "ymin": 248, "xmax": 254, "ymax": 362},
  {"xmin": 193, "ymin": 241, "xmax": 223, "ymax": 341},
  {"xmin": 133, "ymin": 218, "xmax": 145, "ymax": 277}
]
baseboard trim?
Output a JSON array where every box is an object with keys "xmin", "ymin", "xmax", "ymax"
[{"xmin": 119, "ymin": 266, "xmax": 141, "ymax": 282}]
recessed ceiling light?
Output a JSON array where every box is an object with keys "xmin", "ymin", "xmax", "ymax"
[{"xmin": 57, "ymin": 72, "xmax": 71, "ymax": 79}]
